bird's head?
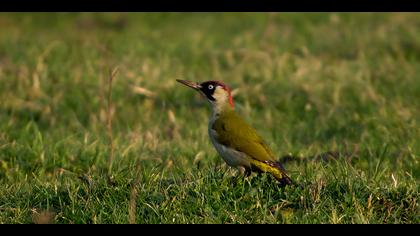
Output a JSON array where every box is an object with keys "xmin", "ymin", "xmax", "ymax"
[{"xmin": 177, "ymin": 79, "xmax": 234, "ymax": 113}]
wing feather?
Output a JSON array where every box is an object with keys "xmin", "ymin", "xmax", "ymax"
[{"xmin": 212, "ymin": 111, "xmax": 276, "ymax": 162}]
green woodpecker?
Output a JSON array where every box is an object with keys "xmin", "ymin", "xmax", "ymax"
[{"xmin": 176, "ymin": 79, "xmax": 293, "ymax": 186}]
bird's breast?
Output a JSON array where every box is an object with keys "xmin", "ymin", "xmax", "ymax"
[{"xmin": 208, "ymin": 116, "xmax": 250, "ymax": 168}]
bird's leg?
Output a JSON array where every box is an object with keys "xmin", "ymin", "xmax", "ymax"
[
  {"xmin": 237, "ymin": 166, "xmax": 246, "ymax": 176},
  {"xmin": 227, "ymin": 166, "xmax": 249, "ymax": 185},
  {"xmin": 237, "ymin": 166, "xmax": 251, "ymax": 177}
]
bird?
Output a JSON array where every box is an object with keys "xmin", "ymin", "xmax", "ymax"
[{"xmin": 176, "ymin": 79, "xmax": 293, "ymax": 186}]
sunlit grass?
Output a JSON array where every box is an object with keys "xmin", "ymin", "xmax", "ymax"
[{"xmin": 0, "ymin": 13, "xmax": 418, "ymax": 223}]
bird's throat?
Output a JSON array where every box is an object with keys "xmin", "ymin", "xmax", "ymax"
[{"xmin": 211, "ymin": 100, "xmax": 234, "ymax": 117}]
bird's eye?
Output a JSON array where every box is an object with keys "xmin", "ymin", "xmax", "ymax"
[{"xmin": 208, "ymin": 85, "xmax": 214, "ymax": 90}]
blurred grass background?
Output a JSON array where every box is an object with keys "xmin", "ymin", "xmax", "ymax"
[{"xmin": 0, "ymin": 13, "xmax": 418, "ymax": 223}]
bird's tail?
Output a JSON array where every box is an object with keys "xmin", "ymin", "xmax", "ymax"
[
  {"xmin": 250, "ymin": 159, "xmax": 293, "ymax": 186},
  {"xmin": 273, "ymin": 161, "xmax": 293, "ymax": 186}
]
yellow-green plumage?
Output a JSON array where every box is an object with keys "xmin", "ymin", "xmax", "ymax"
[
  {"xmin": 212, "ymin": 110, "xmax": 275, "ymax": 162},
  {"xmin": 249, "ymin": 159, "xmax": 285, "ymax": 182},
  {"xmin": 212, "ymin": 109, "xmax": 292, "ymax": 184},
  {"xmin": 176, "ymin": 79, "xmax": 292, "ymax": 185}
]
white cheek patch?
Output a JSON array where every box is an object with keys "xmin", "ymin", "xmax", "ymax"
[
  {"xmin": 211, "ymin": 87, "xmax": 229, "ymax": 113},
  {"xmin": 212, "ymin": 87, "xmax": 228, "ymax": 103}
]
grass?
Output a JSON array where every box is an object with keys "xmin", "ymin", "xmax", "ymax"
[{"xmin": 0, "ymin": 13, "xmax": 419, "ymax": 224}]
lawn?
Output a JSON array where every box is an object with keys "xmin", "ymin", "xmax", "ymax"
[{"xmin": 0, "ymin": 13, "xmax": 418, "ymax": 223}]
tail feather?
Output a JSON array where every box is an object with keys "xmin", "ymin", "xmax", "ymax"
[
  {"xmin": 250, "ymin": 159, "xmax": 293, "ymax": 186},
  {"xmin": 274, "ymin": 162, "xmax": 293, "ymax": 186}
]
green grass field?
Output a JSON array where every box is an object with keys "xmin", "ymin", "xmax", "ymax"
[{"xmin": 0, "ymin": 13, "xmax": 419, "ymax": 224}]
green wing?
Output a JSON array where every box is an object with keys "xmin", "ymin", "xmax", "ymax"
[{"xmin": 212, "ymin": 110, "xmax": 276, "ymax": 162}]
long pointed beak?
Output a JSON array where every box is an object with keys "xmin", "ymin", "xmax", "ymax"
[{"xmin": 176, "ymin": 79, "xmax": 201, "ymax": 90}]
